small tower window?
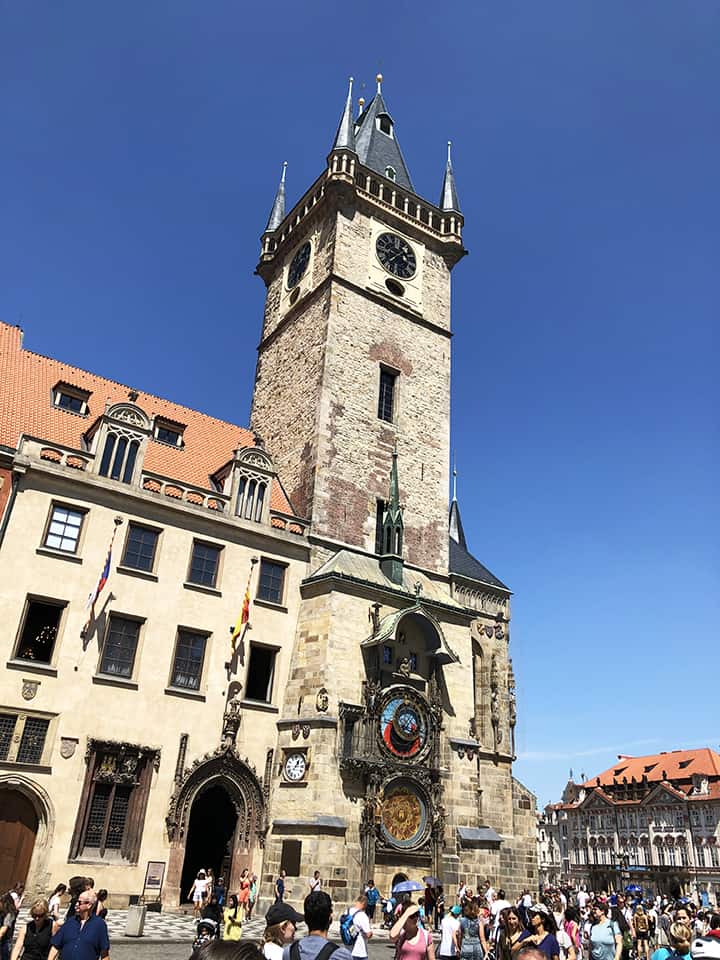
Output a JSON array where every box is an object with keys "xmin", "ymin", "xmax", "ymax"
[
  {"xmin": 385, "ymin": 166, "xmax": 396, "ymax": 182},
  {"xmin": 377, "ymin": 114, "xmax": 393, "ymax": 137},
  {"xmin": 378, "ymin": 368, "xmax": 397, "ymax": 422}
]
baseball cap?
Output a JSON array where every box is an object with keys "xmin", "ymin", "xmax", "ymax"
[
  {"xmin": 266, "ymin": 903, "xmax": 305, "ymax": 926},
  {"xmin": 451, "ymin": 905, "xmax": 462, "ymax": 917}
]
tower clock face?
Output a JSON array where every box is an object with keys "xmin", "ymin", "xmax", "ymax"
[
  {"xmin": 376, "ymin": 233, "xmax": 417, "ymax": 279},
  {"xmin": 379, "ymin": 696, "xmax": 428, "ymax": 759},
  {"xmin": 283, "ymin": 753, "xmax": 306, "ymax": 781},
  {"xmin": 287, "ymin": 242, "xmax": 311, "ymax": 289}
]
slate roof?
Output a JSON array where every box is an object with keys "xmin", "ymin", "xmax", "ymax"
[
  {"xmin": 354, "ymin": 92, "xmax": 414, "ymax": 191},
  {"xmin": 0, "ymin": 321, "xmax": 294, "ymax": 513},
  {"xmin": 448, "ymin": 498, "xmax": 509, "ymax": 590}
]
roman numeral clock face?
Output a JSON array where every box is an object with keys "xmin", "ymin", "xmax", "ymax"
[{"xmin": 376, "ymin": 232, "xmax": 417, "ymax": 279}]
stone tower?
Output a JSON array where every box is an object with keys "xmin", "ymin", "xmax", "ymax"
[
  {"xmin": 252, "ymin": 77, "xmax": 536, "ymax": 905},
  {"xmin": 250, "ymin": 75, "xmax": 465, "ymax": 574}
]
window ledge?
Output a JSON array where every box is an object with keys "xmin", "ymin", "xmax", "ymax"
[
  {"xmin": 6, "ymin": 659, "xmax": 58, "ymax": 676},
  {"xmin": 164, "ymin": 686, "xmax": 206, "ymax": 701},
  {"xmin": 36, "ymin": 546, "xmax": 83, "ymax": 564},
  {"xmin": 183, "ymin": 581, "xmax": 222, "ymax": 597},
  {"xmin": 280, "ymin": 780, "xmax": 309, "ymax": 788},
  {"xmin": 254, "ymin": 598, "xmax": 288, "ymax": 613},
  {"xmin": 240, "ymin": 699, "xmax": 279, "ymax": 714},
  {"xmin": 92, "ymin": 674, "xmax": 139, "ymax": 690},
  {"xmin": 116, "ymin": 564, "xmax": 158, "ymax": 582},
  {"xmin": 0, "ymin": 761, "xmax": 52, "ymax": 774}
]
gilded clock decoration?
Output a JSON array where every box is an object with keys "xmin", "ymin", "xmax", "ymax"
[
  {"xmin": 380, "ymin": 782, "xmax": 428, "ymax": 848},
  {"xmin": 376, "ymin": 233, "xmax": 416, "ymax": 279}
]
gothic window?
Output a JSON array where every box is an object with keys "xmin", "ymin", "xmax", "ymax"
[
  {"xmin": 70, "ymin": 741, "xmax": 158, "ymax": 862},
  {"xmin": 99, "ymin": 615, "xmax": 142, "ymax": 679},
  {"xmin": 0, "ymin": 711, "xmax": 52, "ymax": 765},
  {"xmin": 14, "ymin": 597, "xmax": 66, "ymax": 663},
  {"xmin": 280, "ymin": 839, "xmax": 301, "ymax": 876},
  {"xmin": 237, "ymin": 476, "xmax": 267, "ymax": 522},
  {"xmin": 245, "ymin": 644, "xmax": 277, "ymax": 703},
  {"xmin": 375, "ymin": 499, "xmax": 386, "ymax": 554},
  {"xmin": 257, "ymin": 559, "xmax": 285, "ymax": 605},
  {"xmin": 121, "ymin": 524, "xmax": 159, "ymax": 573},
  {"xmin": 187, "ymin": 541, "xmax": 221, "ymax": 589},
  {"xmin": 378, "ymin": 368, "xmax": 397, "ymax": 422},
  {"xmin": 43, "ymin": 504, "xmax": 86, "ymax": 553},
  {"xmin": 169, "ymin": 629, "xmax": 207, "ymax": 691},
  {"xmin": 98, "ymin": 433, "xmax": 140, "ymax": 484}
]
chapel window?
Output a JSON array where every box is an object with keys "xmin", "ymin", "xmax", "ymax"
[{"xmin": 98, "ymin": 433, "xmax": 140, "ymax": 484}]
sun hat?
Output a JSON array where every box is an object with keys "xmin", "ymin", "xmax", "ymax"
[{"xmin": 529, "ymin": 903, "xmax": 550, "ymax": 916}]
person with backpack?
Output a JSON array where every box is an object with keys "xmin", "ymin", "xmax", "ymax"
[
  {"xmin": 391, "ymin": 903, "xmax": 436, "ymax": 960},
  {"xmin": 282, "ymin": 891, "xmax": 352, "ymax": 960},
  {"xmin": 634, "ymin": 907, "xmax": 650, "ymax": 960},
  {"xmin": 365, "ymin": 883, "xmax": 380, "ymax": 924},
  {"xmin": 345, "ymin": 895, "xmax": 372, "ymax": 960}
]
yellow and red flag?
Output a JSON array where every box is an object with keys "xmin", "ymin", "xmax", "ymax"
[{"xmin": 231, "ymin": 569, "xmax": 253, "ymax": 655}]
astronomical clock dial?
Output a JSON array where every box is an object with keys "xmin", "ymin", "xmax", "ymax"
[
  {"xmin": 376, "ymin": 232, "xmax": 417, "ymax": 279},
  {"xmin": 287, "ymin": 242, "xmax": 311, "ymax": 289},
  {"xmin": 283, "ymin": 752, "xmax": 306, "ymax": 781},
  {"xmin": 379, "ymin": 697, "xmax": 427, "ymax": 759}
]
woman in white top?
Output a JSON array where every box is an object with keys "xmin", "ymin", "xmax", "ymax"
[
  {"xmin": 188, "ymin": 871, "xmax": 209, "ymax": 918},
  {"xmin": 47, "ymin": 886, "xmax": 66, "ymax": 924},
  {"xmin": 262, "ymin": 902, "xmax": 305, "ymax": 960}
]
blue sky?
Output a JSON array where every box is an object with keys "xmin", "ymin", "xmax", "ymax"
[{"xmin": 1, "ymin": 1, "xmax": 718, "ymax": 807}]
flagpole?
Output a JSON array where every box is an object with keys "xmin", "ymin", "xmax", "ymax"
[{"xmin": 81, "ymin": 516, "xmax": 123, "ymax": 639}]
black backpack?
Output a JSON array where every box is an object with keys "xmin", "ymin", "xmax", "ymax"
[{"xmin": 290, "ymin": 942, "xmax": 340, "ymax": 960}]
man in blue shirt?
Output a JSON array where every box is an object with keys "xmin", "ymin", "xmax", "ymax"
[{"xmin": 48, "ymin": 890, "xmax": 109, "ymax": 960}]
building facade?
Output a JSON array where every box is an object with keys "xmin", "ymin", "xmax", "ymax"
[
  {"xmin": 0, "ymin": 77, "xmax": 536, "ymax": 908},
  {"xmin": 543, "ymin": 750, "xmax": 720, "ymax": 902}
]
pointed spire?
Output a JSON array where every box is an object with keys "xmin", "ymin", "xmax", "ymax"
[
  {"xmin": 452, "ymin": 455, "xmax": 458, "ymax": 502},
  {"xmin": 439, "ymin": 140, "xmax": 461, "ymax": 213},
  {"xmin": 380, "ymin": 448, "xmax": 404, "ymax": 585},
  {"xmin": 332, "ymin": 77, "xmax": 356, "ymax": 152},
  {"xmin": 264, "ymin": 161, "xmax": 287, "ymax": 233}
]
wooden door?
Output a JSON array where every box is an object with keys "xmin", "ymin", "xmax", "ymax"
[{"xmin": 0, "ymin": 790, "xmax": 38, "ymax": 893}]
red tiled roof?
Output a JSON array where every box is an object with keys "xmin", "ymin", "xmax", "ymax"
[
  {"xmin": 0, "ymin": 322, "xmax": 293, "ymax": 514},
  {"xmin": 583, "ymin": 748, "xmax": 720, "ymax": 788}
]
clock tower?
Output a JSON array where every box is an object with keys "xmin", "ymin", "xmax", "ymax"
[
  {"xmin": 252, "ymin": 77, "xmax": 536, "ymax": 905},
  {"xmin": 251, "ymin": 75, "xmax": 465, "ymax": 575}
]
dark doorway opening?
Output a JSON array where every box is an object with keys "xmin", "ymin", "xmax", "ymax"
[
  {"xmin": 180, "ymin": 784, "xmax": 238, "ymax": 901},
  {"xmin": 0, "ymin": 790, "xmax": 39, "ymax": 894},
  {"xmin": 391, "ymin": 872, "xmax": 408, "ymax": 892}
]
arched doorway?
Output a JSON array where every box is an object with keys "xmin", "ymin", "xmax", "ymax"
[
  {"xmin": 180, "ymin": 784, "xmax": 238, "ymax": 901},
  {"xmin": 165, "ymin": 746, "xmax": 266, "ymax": 908},
  {"xmin": 0, "ymin": 790, "xmax": 38, "ymax": 893},
  {"xmin": 391, "ymin": 872, "xmax": 408, "ymax": 891}
]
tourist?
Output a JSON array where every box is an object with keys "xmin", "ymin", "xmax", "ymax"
[
  {"xmin": 439, "ymin": 904, "xmax": 462, "ymax": 960},
  {"xmin": 263, "ymin": 902, "xmax": 304, "ymax": 960},
  {"xmin": 239, "ymin": 871, "xmax": 252, "ymax": 919},
  {"xmin": 94, "ymin": 891, "xmax": 108, "ymax": 921},
  {"xmin": 215, "ymin": 878, "xmax": 227, "ymax": 909},
  {"xmin": 193, "ymin": 919, "xmax": 218, "ymax": 952},
  {"xmin": 65, "ymin": 878, "xmax": 93, "ymax": 922},
  {"xmin": 588, "ymin": 901, "xmax": 621, "ymax": 960},
  {"xmin": 492, "ymin": 892, "xmax": 512, "ymax": 931},
  {"xmin": 453, "ymin": 900, "xmax": 486, "ymax": 960},
  {"xmin": 224, "ymin": 895, "xmax": 243, "ymax": 943},
  {"xmin": 364, "ymin": 882, "xmax": 379, "ymax": 924},
  {"xmin": 563, "ymin": 908, "xmax": 581, "ymax": 960},
  {"xmin": 391, "ymin": 903, "xmax": 435, "ymax": 960},
  {"xmin": 203, "ymin": 895, "xmax": 224, "ymax": 937},
  {"xmin": 275, "ymin": 871, "xmax": 287, "ymax": 904},
  {"xmin": 650, "ymin": 923, "xmax": 692, "ymax": 960},
  {"xmin": 48, "ymin": 890, "xmax": 109, "ymax": 960},
  {"xmin": 517, "ymin": 904, "xmax": 560, "ymax": 960},
  {"xmin": 248, "ymin": 876, "xmax": 258, "ymax": 921},
  {"xmin": 348, "ymin": 894, "xmax": 372, "ymax": 960},
  {"xmin": 10, "ymin": 886, "xmax": 25, "ymax": 912},
  {"xmin": 0, "ymin": 895, "xmax": 18, "ymax": 960},
  {"xmin": 499, "ymin": 907, "xmax": 526, "ymax": 960},
  {"xmin": 10, "ymin": 899, "xmax": 53, "ymax": 960},
  {"xmin": 47, "ymin": 887, "xmax": 66, "ymax": 925},
  {"xmin": 634, "ymin": 907, "xmax": 650, "ymax": 960},
  {"xmin": 189, "ymin": 871, "xmax": 210, "ymax": 919},
  {"xmin": 282, "ymin": 890, "xmax": 352, "ymax": 960},
  {"xmin": 310, "ymin": 873, "xmax": 321, "ymax": 894}
]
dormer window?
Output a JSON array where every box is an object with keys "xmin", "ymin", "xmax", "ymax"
[
  {"xmin": 53, "ymin": 383, "xmax": 90, "ymax": 416},
  {"xmin": 89, "ymin": 402, "xmax": 151, "ymax": 486},
  {"xmin": 385, "ymin": 166, "xmax": 397, "ymax": 182},
  {"xmin": 377, "ymin": 114, "xmax": 393, "ymax": 137},
  {"xmin": 153, "ymin": 418, "xmax": 185, "ymax": 448},
  {"xmin": 232, "ymin": 447, "xmax": 276, "ymax": 525}
]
